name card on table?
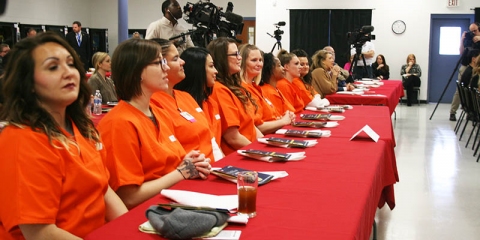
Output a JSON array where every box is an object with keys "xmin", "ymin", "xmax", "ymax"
[{"xmin": 350, "ymin": 124, "xmax": 380, "ymax": 142}]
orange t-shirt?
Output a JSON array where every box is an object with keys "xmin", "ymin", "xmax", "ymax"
[
  {"xmin": 276, "ymin": 78, "xmax": 305, "ymax": 113},
  {"xmin": 202, "ymin": 97, "xmax": 222, "ymax": 149},
  {"xmin": 210, "ymin": 82, "xmax": 257, "ymax": 155},
  {"xmin": 0, "ymin": 123, "xmax": 109, "ymax": 239},
  {"xmin": 151, "ymin": 90, "xmax": 214, "ymax": 161},
  {"xmin": 259, "ymin": 83, "xmax": 295, "ymax": 115},
  {"xmin": 97, "ymin": 101, "xmax": 185, "ymax": 192},
  {"xmin": 292, "ymin": 77, "xmax": 318, "ymax": 104},
  {"xmin": 243, "ymin": 82, "xmax": 282, "ymax": 121}
]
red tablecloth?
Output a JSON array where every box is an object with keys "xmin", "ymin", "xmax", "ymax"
[
  {"xmin": 85, "ymin": 106, "xmax": 398, "ymax": 240},
  {"xmin": 325, "ymin": 80, "xmax": 404, "ymax": 115}
]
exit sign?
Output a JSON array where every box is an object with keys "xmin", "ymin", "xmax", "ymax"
[{"xmin": 447, "ymin": 0, "xmax": 459, "ymax": 7}]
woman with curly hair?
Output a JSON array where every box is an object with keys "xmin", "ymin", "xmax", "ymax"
[{"xmin": 207, "ymin": 37, "xmax": 262, "ymax": 155}]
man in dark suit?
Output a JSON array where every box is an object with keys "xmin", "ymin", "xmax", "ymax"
[{"xmin": 66, "ymin": 21, "xmax": 91, "ymax": 71}]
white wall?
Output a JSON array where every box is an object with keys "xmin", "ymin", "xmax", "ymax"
[
  {"xmin": 0, "ymin": 0, "xmax": 92, "ymax": 25},
  {"xmin": 256, "ymin": 0, "xmax": 478, "ymax": 99}
]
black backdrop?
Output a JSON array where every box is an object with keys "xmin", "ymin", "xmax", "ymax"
[{"xmin": 290, "ymin": 9, "xmax": 372, "ymax": 68}]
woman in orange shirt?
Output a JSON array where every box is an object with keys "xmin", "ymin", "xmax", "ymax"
[
  {"xmin": 259, "ymin": 52, "xmax": 296, "ymax": 115},
  {"xmin": 0, "ymin": 32, "xmax": 127, "ymax": 239},
  {"xmin": 239, "ymin": 44, "xmax": 294, "ymax": 134},
  {"xmin": 149, "ymin": 39, "xmax": 218, "ymax": 162},
  {"xmin": 207, "ymin": 37, "xmax": 263, "ymax": 155},
  {"xmin": 291, "ymin": 49, "xmax": 318, "ymax": 102},
  {"xmin": 97, "ymin": 39, "xmax": 211, "ymax": 209},
  {"xmin": 174, "ymin": 47, "xmax": 225, "ymax": 161},
  {"xmin": 276, "ymin": 49, "xmax": 305, "ymax": 113}
]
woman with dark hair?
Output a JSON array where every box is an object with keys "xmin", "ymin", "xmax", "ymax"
[
  {"xmin": 259, "ymin": 52, "xmax": 295, "ymax": 115},
  {"xmin": 174, "ymin": 47, "xmax": 223, "ymax": 160},
  {"xmin": 291, "ymin": 49, "xmax": 318, "ymax": 103},
  {"xmin": 401, "ymin": 53, "xmax": 422, "ymax": 106},
  {"xmin": 97, "ymin": 39, "xmax": 211, "ymax": 209},
  {"xmin": 207, "ymin": 37, "xmax": 262, "ymax": 155},
  {"xmin": 239, "ymin": 44, "xmax": 293, "ymax": 134},
  {"xmin": 150, "ymin": 39, "xmax": 220, "ymax": 161},
  {"xmin": 276, "ymin": 49, "xmax": 305, "ymax": 113},
  {"xmin": 0, "ymin": 32, "xmax": 127, "ymax": 239},
  {"xmin": 372, "ymin": 54, "xmax": 390, "ymax": 80}
]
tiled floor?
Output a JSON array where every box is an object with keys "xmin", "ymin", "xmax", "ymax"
[{"xmin": 373, "ymin": 103, "xmax": 480, "ymax": 240}]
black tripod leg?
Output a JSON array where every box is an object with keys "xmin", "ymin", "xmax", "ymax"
[{"xmin": 429, "ymin": 55, "xmax": 463, "ymax": 120}]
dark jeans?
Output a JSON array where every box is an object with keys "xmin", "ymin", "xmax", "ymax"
[
  {"xmin": 353, "ymin": 65, "xmax": 373, "ymax": 79},
  {"xmin": 403, "ymin": 75, "xmax": 421, "ymax": 104}
]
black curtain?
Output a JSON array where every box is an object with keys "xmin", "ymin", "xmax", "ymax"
[
  {"xmin": 475, "ymin": 8, "xmax": 480, "ymax": 23},
  {"xmin": 289, "ymin": 9, "xmax": 371, "ymax": 68},
  {"xmin": 330, "ymin": 10, "xmax": 371, "ymax": 68},
  {"xmin": 289, "ymin": 9, "xmax": 329, "ymax": 58}
]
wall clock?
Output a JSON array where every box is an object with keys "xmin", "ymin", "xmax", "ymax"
[{"xmin": 392, "ymin": 20, "xmax": 406, "ymax": 34}]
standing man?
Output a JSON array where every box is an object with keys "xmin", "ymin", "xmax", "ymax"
[
  {"xmin": 26, "ymin": 28, "xmax": 37, "ymax": 38},
  {"xmin": 449, "ymin": 22, "xmax": 480, "ymax": 121},
  {"xmin": 146, "ymin": 0, "xmax": 194, "ymax": 54},
  {"xmin": 350, "ymin": 36, "xmax": 375, "ymax": 79},
  {"xmin": 66, "ymin": 21, "xmax": 91, "ymax": 71}
]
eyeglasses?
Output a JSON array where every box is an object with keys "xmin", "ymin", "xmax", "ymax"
[
  {"xmin": 227, "ymin": 51, "xmax": 241, "ymax": 58},
  {"xmin": 150, "ymin": 58, "xmax": 168, "ymax": 70}
]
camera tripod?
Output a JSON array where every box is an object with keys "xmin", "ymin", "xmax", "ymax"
[
  {"xmin": 267, "ymin": 32, "xmax": 282, "ymax": 53},
  {"xmin": 429, "ymin": 49, "xmax": 466, "ymax": 120},
  {"xmin": 349, "ymin": 45, "xmax": 369, "ymax": 80}
]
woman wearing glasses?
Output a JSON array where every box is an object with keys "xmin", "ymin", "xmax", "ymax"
[
  {"xmin": 207, "ymin": 37, "xmax": 263, "ymax": 155},
  {"xmin": 150, "ymin": 39, "xmax": 221, "ymax": 161},
  {"xmin": 97, "ymin": 39, "xmax": 211, "ymax": 209}
]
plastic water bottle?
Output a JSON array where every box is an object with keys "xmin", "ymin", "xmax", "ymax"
[{"xmin": 93, "ymin": 90, "xmax": 102, "ymax": 115}]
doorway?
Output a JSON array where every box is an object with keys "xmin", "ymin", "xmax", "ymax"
[{"xmin": 428, "ymin": 14, "xmax": 473, "ymax": 103}]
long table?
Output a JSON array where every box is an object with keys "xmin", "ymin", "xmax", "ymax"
[
  {"xmin": 85, "ymin": 106, "xmax": 398, "ymax": 240},
  {"xmin": 325, "ymin": 80, "xmax": 404, "ymax": 115}
]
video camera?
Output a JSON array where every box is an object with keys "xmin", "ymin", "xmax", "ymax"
[
  {"xmin": 347, "ymin": 25, "xmax": 375, "ymax": 48},
  {"xmin": 183, "ymin": 0, "xmax": 244, "ymax": 47},
  {"xmin": 464, "ymin": 31, "xmax": 480, "ymax": 50},
  {"xmin": 267, "ymin": 21, "xmax": 285, "ymax": 42}
]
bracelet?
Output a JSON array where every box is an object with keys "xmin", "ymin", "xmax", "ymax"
[{"xmin": 177, "ymin": 169, "xmax": 187, "ymax": 179}]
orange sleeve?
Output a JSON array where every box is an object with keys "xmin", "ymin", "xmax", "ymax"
[
  {"xmin": 277, "ymin": 79, "xmax": 305, "ymax": 113},
  {"xmin": 0, "ymin": 125, "xmax": 109, "ymax": 239},
  {"xmin": 98, "ymin": 101, "xmax": 184, "ymax": 191},
  {"xmin": 260, "ymin": 83, "xmax": 295, "ymax": 115},
  {"xmin": 151, "ymin": 91, "xmax": 215, "ymax": 160},
  {"xmin": 211, "ymin": 83, "xmax": 257, "ymax": 155},
  {"xmin": 203, "ymin": 98, "xmax": 222, "ymax": 147},
  {"xmin": 212, "ymin": 83, "xmax": 242, "ymax": 132},
  {"xmin": 292, "ymin": 78, "xmax": 315, "ymax": 104}
]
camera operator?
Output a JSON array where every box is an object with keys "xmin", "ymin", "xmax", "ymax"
[
  {"xmin": 146, "ymin": 0, "xmax": 194, "ymax": 55},
  {"xmin": 350, "ymin": 34, "xmax": 375, "ymax": 79},
  {"xmin": 449, "ymin": 22, "xmax": 480, "ymax": 121}
]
